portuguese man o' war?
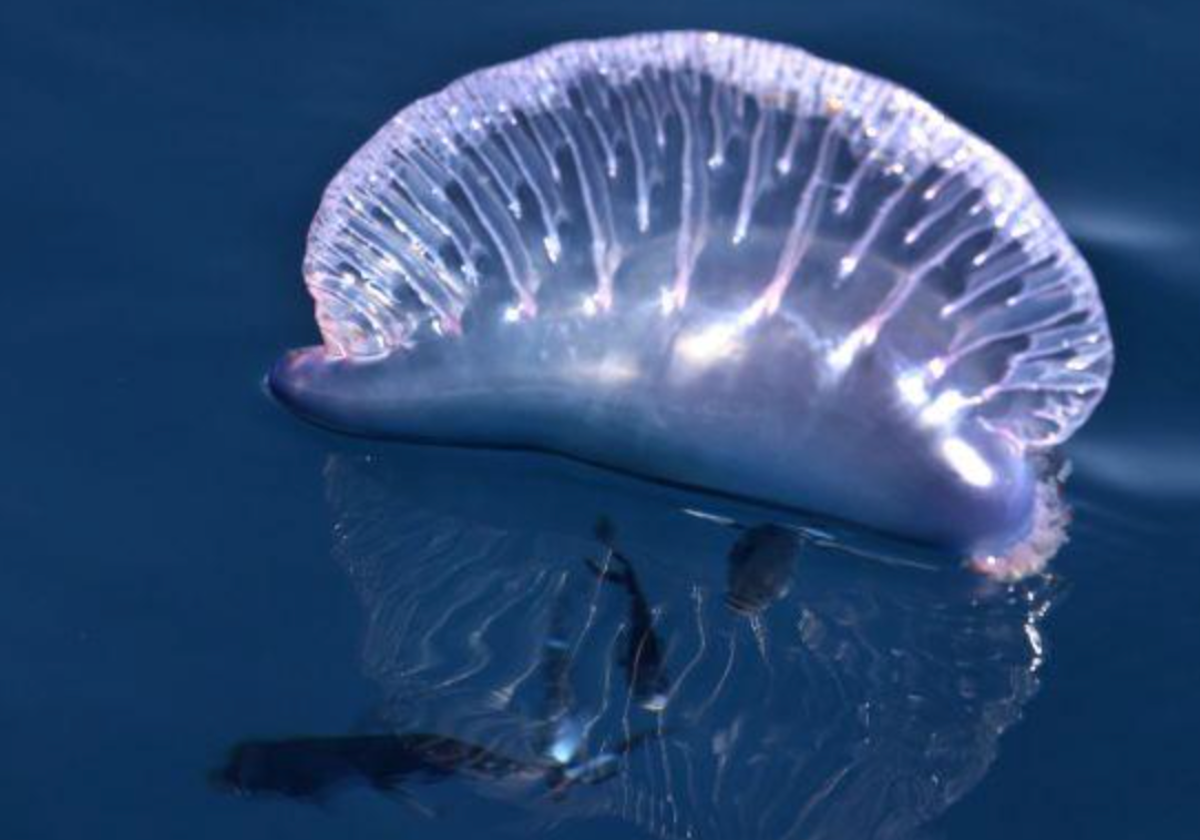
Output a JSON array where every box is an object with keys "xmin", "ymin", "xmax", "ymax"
[{"xmin": 269, "ymin": 31, "xmax": 1113, "ymax": 576}]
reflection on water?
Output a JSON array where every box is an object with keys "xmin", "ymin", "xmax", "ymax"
[
  {"xmin": 221, "ymin": 448, "xmax": 1059, "ymax": 839},
  {"xmin": 211, "ymin": 732, "xmax": 539, "ymax": 812}
]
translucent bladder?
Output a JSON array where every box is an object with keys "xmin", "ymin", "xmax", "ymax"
[{"xmin": 270, "ymin": 32, "xmax": 1112, "ymax": 571}]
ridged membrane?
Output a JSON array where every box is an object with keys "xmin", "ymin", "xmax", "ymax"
[{"xmin": 304, "ymin": 31, "xmax": 1111, "ymax": 448}]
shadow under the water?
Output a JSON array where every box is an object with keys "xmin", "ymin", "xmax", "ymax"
[{"xmin": 217, "ymin": 445, "xmax": 1061, "ymax": 840}]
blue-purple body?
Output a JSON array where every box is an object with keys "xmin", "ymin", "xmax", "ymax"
[
  {"xmin": 269, "ymin": 33, "xmax": 1111, "ymax": 569},
  {"xmin": 271, "ymin": 302, "xmax": 1034, "ymax": 554}
]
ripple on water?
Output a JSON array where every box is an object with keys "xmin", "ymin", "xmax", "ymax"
[{"xmin": 217, "ymin": 447, "xmax": 1065, "ymax": 840}]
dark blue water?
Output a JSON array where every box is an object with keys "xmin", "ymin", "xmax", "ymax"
[{"xmin": 3, "ymin": 1, "xmax": 1199, "ymax": 838}]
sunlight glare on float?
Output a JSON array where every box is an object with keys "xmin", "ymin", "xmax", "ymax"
[
  {"xmin": 675, "ymin": 321, "xmax": 743, "ymax": 367},
  {"xmin": 827, "ymin": 322, "xmax": 879, "ymax": 375},
  {"xmin": 896, "ymin": 369, "xmax": 930, "ymax": 407},
  {"xmin": 940, "ymin": 437, "xmax": 995, "ymax": 488},
  {"xmin": 575, "ymin": 356, "xmax": 640, "ymax": 385},
  {"xmin": 920, "ymin": 389, "xmax": 972, "ymax": 427}
]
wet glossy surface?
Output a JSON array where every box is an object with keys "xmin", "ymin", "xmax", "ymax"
[
  {"xmin": 273, "ymin": 32, "xmax": 1110, "ymax": 561},
  {"xmin": 3, "ymin": 1, "xmax": 1199, "ymax": 838}
]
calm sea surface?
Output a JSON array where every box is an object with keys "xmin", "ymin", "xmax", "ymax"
[{"xmin": 2, "ymin": 1, "xmax": 1198, "ymax": 838}]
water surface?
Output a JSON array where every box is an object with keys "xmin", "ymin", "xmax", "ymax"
[{"xmin": 2, "ymin": 1, "xmax": 1199, "ymax": 838}]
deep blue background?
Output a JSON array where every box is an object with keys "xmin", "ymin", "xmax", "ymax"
[{"xmin": 2, "ymin": 1, "xmax": 1199, "ymax": 838}]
